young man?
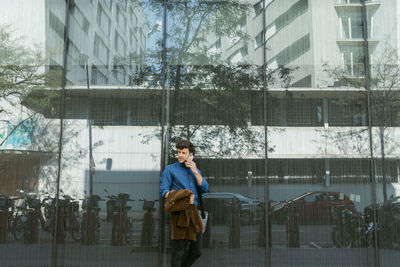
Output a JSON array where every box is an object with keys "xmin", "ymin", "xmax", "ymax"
[{"xmin": 160, "ymin": 140, "xmax": 209, "ymax": 267}]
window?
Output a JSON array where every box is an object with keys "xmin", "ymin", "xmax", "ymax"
[
  {"xmin": 70, "ymin": 4, "xmax": 90, "ymax": 33},
  {"xmin": 104, "ymin": 0, "xmax": 112, "ymax": 9},
  {"xmin": 266, "ymin": 97, "xmax": 323, "ymax": 126},
  {"xmin": 208, "ymin": 39, "xmax": 221, "ymax": 55},
  {"xmin": 304, "ymin": 193, "xmax": 323, "ymax": 203},
  {"xmin": 116, "ymin": 5, "xmax": 122, "ymax": 28},
  {"xmin": 114, "ymin": 31, "xmax": 126, "ymax": 56},
  {"xmin": 68, "ymin": 41, "xmax": 87, "ymax": 66},
  {"xmin": 227, "ymin": 17, "xmax": 246, "ymax": 47},
  {"xmin": 290, "ymin": 75, "xmax": 311, "ymax": 88},
  {"xmin": 253, "ymin": 1, "xmax": 263, "ymax": 17},
  {"xmin": 339, "ymin": 0, "xmax": 363, "ymax": 3},
  {"xmin": 255, "ymin": 31, "xmax": 263, "ymax": 48},
  {"xmin": 93, "ymin": 33, "xmax": 109, "ymax": 65},
  {"xmin": 266, "ymin": 0, "xmax": 308, "ymax": 40},
  {"xmin": 49, "ymin": 11, "xmax": 64, "ymax": 39},
  {"xmin": 328, "ymin": 97, "xmax": 367, "ymax": 126},
  {"xmin": 269, "ymin": 34, "xmax": 310, "ymax": 66},
  {"xmin": 228, "ymin": 47, "xmax": 248, "ymax": 64},
  {"xmin": 340, "ymin": 12, "xmax": 363, "ymax": 39},
  {"xmin": 97, "ymin": 4, "xmax": 111, "ymax": 36},
  {"xmin": 342, "ymin": 47, "xmax": 364, "ymax": 77},
  {"xmin": 91, "ymin": 66, "xmax": 108, "ymax": 85}
]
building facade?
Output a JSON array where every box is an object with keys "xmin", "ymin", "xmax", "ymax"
[{"xmin": 0, "ymin": 0, "xmax": 399, "ymax": 266}]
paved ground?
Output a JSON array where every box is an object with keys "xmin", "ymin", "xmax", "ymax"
[
  {"xmin": 0, "ymin": 243, "xmax": 399, "ymax": 267},
  {"xmin": 1, "ymin": 221, "xmax": 399, "ymax": 266}
]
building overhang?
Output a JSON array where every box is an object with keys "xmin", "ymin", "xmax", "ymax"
[{"xmin": 0, "ymin": 149, "xmax": 54, "ymax": 163}]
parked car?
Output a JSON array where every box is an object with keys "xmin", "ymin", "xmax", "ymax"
[
  {"xmin": 364, "ymin": 195, "xmax": 400, "ymax": 223},
  {"xmin": 203, "ymin": 192, "xmax": 263, "ymax": 225},
  {"xmin": 271, "ymin": 191, "xmax": 356, "ymax": 225}
]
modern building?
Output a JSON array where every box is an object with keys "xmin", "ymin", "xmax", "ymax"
[
  {"xmin": 191, "ymin": 0, "xmax": 400, "ymax": 208},
  {"xmin": 1, "ymin": 1, "xmax": 400, "ymax": 266},
  {"xmin": 0, "ymin": 0, "xmax": 148, "ymax": 86}
]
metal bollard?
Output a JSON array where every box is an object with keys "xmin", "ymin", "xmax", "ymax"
[
  {"xmin": 111, "ymin": 212, "xmax": 124, "ymax": 246},
  {"xmin": 55, "ymin": 208, "xmax": 65, "ymax": 244},
  {"xmin": 202, "ymin": 213, "xmax": 212, "ymax": 248},
  {"xmin": 258, "ymin": 208, "xmax": 272, "ymax": 247},
  {"xmin": 82, "ymin": 209, "xmax": 96, "ymax": 245},
  {"xmin": 24, "ymin": 209, "xmax": 39, "ymax": 244},
  {"xmin": 229, "ymin": 199, "xmax": 241, "ymax": 248},
  {"xmin": 0, "ymin": 210, "xmax": 8, "ymax": 243},
  {"xmin": 286, "ymin": 212, "xmax": 300, "ymax": 248},
  {"xmin": 140, "ymin": 211, "xmax": 154, "ymax": 246}
]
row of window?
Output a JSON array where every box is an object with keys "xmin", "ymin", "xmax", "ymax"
[
  {"xmin": 195, "ymin": 158, "xmax": 400, "ymax": 184},
  {"xmin": 254, "ymin": 0, "xmax": 308, "ymax": 48},
  {"xmin": 267, "ymin": 34, "xmax": 310, "ymax": 68},
  {"xmin": 42, "ymin": 90, "xmax": 400, "ymax": 128}
]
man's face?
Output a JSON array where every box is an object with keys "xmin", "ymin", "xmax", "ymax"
[{"xmin": 177, "ymin": 148, "xmax": 190, "ymax": 163}]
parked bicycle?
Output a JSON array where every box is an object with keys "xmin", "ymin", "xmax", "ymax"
[
  {"xmin": 59, "ymin": 191, "xmax": 81, "ymax": 242},
  {"xmin": 139, "ymin": 198, "xmax": 158, "ymax": 246},
  {"xmin": 81, "ymin": 194, "xmax": 101, "ymax": 244},
  {"xmin": 331, "ymin": 206, "xmax": 375, "ymax": 248},
  {"xmin": 111, "ymin": 193, "xmax": 134, "ymax": 245},
  {"xmin": 104, "ymin": 189, "xmax": 117, "ymax": 222}
]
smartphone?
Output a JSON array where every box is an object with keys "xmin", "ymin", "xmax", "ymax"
[{"xmin": 185, "ymin": 154, "xmax": 193, "ymax": 167}]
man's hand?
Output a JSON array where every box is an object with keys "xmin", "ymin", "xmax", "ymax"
[
  {"xmin": 185, "ymin": 156, "xmax": 198, "ymax": 174},
  {"xmin": 189, "ymin": 194, "xmax": 194, "ymax": 204}
]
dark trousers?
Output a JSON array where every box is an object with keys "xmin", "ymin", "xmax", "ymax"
[{"xmin": 171, "ymin": 232, "xmax": 202, "ymax": 267}]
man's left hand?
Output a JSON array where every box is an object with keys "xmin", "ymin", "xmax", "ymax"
[{"xmin": 185, "ymin": 158, "xmax": 197, "ymax": 173}]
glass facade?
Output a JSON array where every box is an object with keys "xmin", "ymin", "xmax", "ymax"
[{"xmin": 0, "ymin": 0, "xmax": 399, "ymax": 266}]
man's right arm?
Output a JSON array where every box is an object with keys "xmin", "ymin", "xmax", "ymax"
[{"xmin": 160, "ymin": 167, "xmax": 172, "ymax": 199}]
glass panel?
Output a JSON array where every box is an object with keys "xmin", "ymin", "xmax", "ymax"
[
  {"xmin": 2, "ymin": 0, "xmax": 399, "ymax": 266},
  {"xmin": 369, "ymin": 2, "xmax": 400, "ymax": 265},
  {"xmin": 59, "ymin": 0, "xmax": 162, "ymax": 266},
  {"xmin": 266, "ymin": 0, "xmax": 376, "ymax": 266},
  {"xmin": 0, "ymin": 0, "xmax": 65, "ymax": 265},
  {"xmin": 164, "ymin": 1, "xmax": 265, "ymax": 266}
]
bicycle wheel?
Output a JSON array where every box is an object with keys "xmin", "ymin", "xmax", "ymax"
[
  {"xmin": 95, "ymin": 219, "xmax": 100, "ymax": 243},
  {"xmin": 71, "ymin": 216, "xmax": 82, "ymax": 242},
  {"xmin": 12, "ymin": 215, "xmax": 25, "ymax": 241},
  {"xmin": 111, "ymin": 214, "xmax": 119, "ymax": 244},
  {"xmin": 332, "ymin": 227, "xmax": 352, "ymax": 248},
  {"xmin": 124, "ymin": 218, "xmax": 133, "ymax": 244}
]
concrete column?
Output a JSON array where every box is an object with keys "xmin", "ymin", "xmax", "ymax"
[
  {"xmin": 325, "ymin": 159, "xmax": 330, "ymax": 187},
  {"xmin": 323, "ymin": 98, "xmax": 329, "ymax": 128}
]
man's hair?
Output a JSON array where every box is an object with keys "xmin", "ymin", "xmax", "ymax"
[{"xmin": 175, "ymin": 140, "xmax": 195, "ymax": 155}]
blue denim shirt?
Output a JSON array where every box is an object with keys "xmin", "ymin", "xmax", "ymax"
[{"xmin": 160, "ymin": 162, "xmax": 209, "ymax": 206}]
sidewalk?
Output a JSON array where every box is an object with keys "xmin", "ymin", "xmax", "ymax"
[{"xmin": 0, "ymin": 242, "xmax": 399, "ymax": 267}]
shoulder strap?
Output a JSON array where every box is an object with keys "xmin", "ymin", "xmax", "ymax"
[{"xmin": 196, "ymin": 185, "xmax": 206, "ymax": 219}]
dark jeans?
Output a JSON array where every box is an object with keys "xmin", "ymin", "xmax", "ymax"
[{"xmin": 171, "ymin": 232, "xmax": 202, "ymax": 267}]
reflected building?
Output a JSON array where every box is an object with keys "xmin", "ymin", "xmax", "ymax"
[
  {"xmin": 0, "ymin": 0, "xmax": 150, "ymax": 198},
  {"xmin": 0, "ymin": 0, "xmax": 148, "ymax": 86},
  {"xmin": 1, "ymin": 0, "xmax": 399, "ymax": 209},
  {"xmin": 196, "ymin": 0, "xmax": 400, "ymax": 208},
  {"xmin": 1, "ymin": 0, "xmax": 400, "ymax": 266}
]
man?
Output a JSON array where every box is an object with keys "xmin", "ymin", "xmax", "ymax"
[{"xmin": 160, "ymin": 140, "xmax": 209, "ymax": 267}]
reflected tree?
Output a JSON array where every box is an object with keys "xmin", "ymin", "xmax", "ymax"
[
  {"xmin": 325, "ymin": 44, "xmax": 400, "ymax": 201},
  {"xmin": 130, "ymin": 1, "xmax": 297, "ymax": 158},
  {"xmin": 0, "ymin": 25, "xmax": 60, "ymax": 147},
  {"xmin": 0, "ymin": 25, "xmax": 89, "ymax": 196}
]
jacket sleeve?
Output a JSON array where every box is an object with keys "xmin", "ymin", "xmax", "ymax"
[
  {"xmin": 160, "ymin": 167, "xmax": 172, "ymax": 198},
  {"xmin": 165, "ymin": 195, "xmax": 191, "ymax": 212},
  {"xmin": 197, "ymin": 170, "xmax": 209, "ymax": 193}
]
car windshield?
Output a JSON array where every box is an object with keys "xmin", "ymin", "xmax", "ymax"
[
  {"xmin": 391, "ymin": 196, "xmax": 400, "ymax": 204},
  {"xmin": 235, "ymin": 194, "xmax": 255, "ymax": 202},
  {"xmin": 292, "ymin": 192, "xmax": 311, "ymax": 201}
]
